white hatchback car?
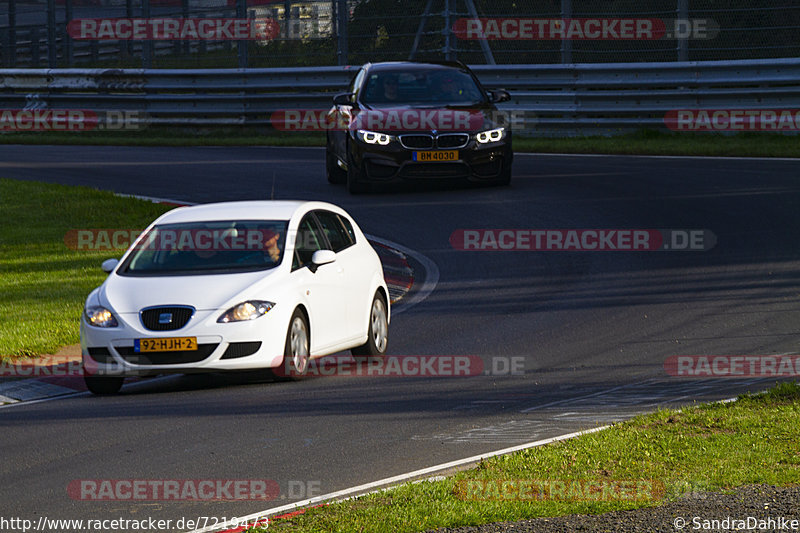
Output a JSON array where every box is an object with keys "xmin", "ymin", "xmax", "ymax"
[{"xmin": 80, "ymin": 200, "xmax": 390, "ymax": 395}]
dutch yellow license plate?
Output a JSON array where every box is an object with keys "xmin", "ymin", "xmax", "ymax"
[
  {"xmin": 413, "ymin": 150, "xmax": 458, "ymax": 162},
  {"xmin": 134, "ymin": 337, "xmax": 197, "ymax": 353}
]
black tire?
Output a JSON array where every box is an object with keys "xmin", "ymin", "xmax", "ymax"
[
  {"xmin": 346, "ymin": 149, "xmax": 369, "ymax": 194},
  {"xmin": 84, "ymin": 375, "xmax": 124, "ymax": 395},
  {"xmin": 326, "ymin": 149, "xmax": 346, "ymax": 184},
  {"xmin": 352, "ymin": 292, "xmax": 389, "ymax": 360},
  {"xmin": 495, "ymin": 163, "xmax": 512, "ymax": 186},
  {"xmin": 272, "ymin": 308, "xmax": 310, "ymax": 381}
]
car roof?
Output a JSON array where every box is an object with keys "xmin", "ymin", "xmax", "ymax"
[
  {"xmin": 155, "ymin": 200, "xmax": 344, "ymax": 224},
  {"xmin": 366, "ymin": 61, "xmax": 469, "ymax": 72}
]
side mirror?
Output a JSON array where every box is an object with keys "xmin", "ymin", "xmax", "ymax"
[
  {"xmin": 490, "ymin": 89, "xmax": 511, "ymax": 103},
  {"xmin": 101, "ymin": 258, "xmax": 119, "ymax": 274},
  {"xmin": 311, "ymin": 250, "xmax": 336, "ymax": 266},
  {"xmin": 333, "ymin": 92, "xmax": 354, "ymax": 106}
]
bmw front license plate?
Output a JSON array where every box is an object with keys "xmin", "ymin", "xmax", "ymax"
[
  {"xmin": 135, "ymin": 337, "xmax": 197, "ymax": 353},
  {"xmin": 413, "ymin": 150, "xmax": 458, "ymax": 162}
]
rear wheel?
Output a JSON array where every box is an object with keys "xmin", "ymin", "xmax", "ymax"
[
  {"xmin": 352, "ymin": 292, "xmax": 389, "ymax": 360},
  {"xmin": 84, "ymin": 375, "xmax": 124, "ymax": 395}
]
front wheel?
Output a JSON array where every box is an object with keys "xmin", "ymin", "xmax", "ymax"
[
  {"xmin": 273, "ymin": 309, "xmax": 310, "ymax": 380},
  {"xmin": 495, "ymin": 162, "xmax": 512, "ymax": 186},
  {"xmin": 346, "ymin": 150, "xmax": 369, "ymax": 194},
  {"xmin": 84, "ymin": 375, "xmax": 124, "ymax": 395},
  {"xmin": 352, "ymin": 292, "xmax": 389, "ymax": 360},
  {"xmin": 326, "ymin": 149, "xmax": 346, "ymax": 184}
]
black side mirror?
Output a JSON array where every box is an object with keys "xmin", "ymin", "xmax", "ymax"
[
  {"xmin": 490, "ymin": 89, "xmax": 511, "ymax": 103},
  {"xmin": 333, "ymin": 92, "xmax": 354, "ymax": 105}
]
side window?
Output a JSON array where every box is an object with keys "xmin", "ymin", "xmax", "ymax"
[
  {"xmin": 338, "ymin": 214, "xmax": 357, "ymax": 245},
  {"xmin": 314, "ymin": 211, "xmax": 355, "ymax": 253},
  {"xmin": 292, "ymin": 216, "xmax": 326, "ymax": 271}
]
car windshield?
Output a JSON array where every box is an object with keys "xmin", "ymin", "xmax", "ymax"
[
  {"xmin": 361, "ymin": 68, "xmax": 486, "ymax": 106},
  {"xmin": 118, "ymin": 220, "xmax": 289, "ymax": 276}
]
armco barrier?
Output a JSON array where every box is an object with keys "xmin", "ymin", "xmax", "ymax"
[{"xmin": 1, "ymin": 58, "xmax": 799, "ymax": 134}]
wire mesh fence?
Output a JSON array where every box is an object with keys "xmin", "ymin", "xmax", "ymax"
[{"xmin": 2, "ymin": 0, "xmax": 800, "ymax": 68}]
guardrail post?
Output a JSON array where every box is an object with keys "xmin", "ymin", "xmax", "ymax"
[
  {"xmin": 124, "ymin": 0, "xmax": 133, "ymax": 59},
  {"xmin": 142, "ymin": 0, "xmax": 152, "ymax": 68},
  {"xmin": 65, "ymin": 0, "xmax": 74, "ymax": 66},
  {"xmin": 90, "ymin": 35, "xmax": 98, "ymax": 64},
  {"xmin": 237, "ymin": 0, "xmax": 248, "ymax": 67},
  {"xmin": 560, "ymin": 0, "xmax": 572, "ymax": 64},
  {"xmin": 443, "ymin": 0, "xmax": 453, "ymax": 60},
  {"xmin": 283, "ymin": 0, "xmax": 291, "ymax": 39},
  {"xmin": 181, "ymin": 0, "xmax": 190, "ymax": 55},
  {"xmin": 30, "ymin": 26, "xmax": 41, "ymax": 68},
  {"xmin": 677, "ymin": 0, "xmax": 688, "ymax": 61},
  {"xmin": 335, "ymin": 0, "xmax": 348, "ymax": 66},
  {"xmin": 47, "ymin": 0, "xmax": 57, "ymax": 67},
  {"xmin": 8, "ymin": 0, "xmax": 17, "ymax": 67}
]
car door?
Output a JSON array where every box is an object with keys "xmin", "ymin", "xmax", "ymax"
[
  {"xmin": 329, "ymin": 68, "xmax": 365, "ymax": 161},
  {"xmin": 311, "ymin": 210, "xmax": 367, "ymax": 342},
  {"xmin": 291, "ymin": 214, "xmax": 349, "ymax": 353}
]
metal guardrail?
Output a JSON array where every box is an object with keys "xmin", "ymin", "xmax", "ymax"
[{"xmin": 1, "ymin": 58, "xmax": 799, "ymax": 134}]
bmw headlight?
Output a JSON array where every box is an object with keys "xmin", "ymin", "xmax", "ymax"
[
  {"xmin": 217, "ymin": 301, "xmax": 275, "ymax": 323},
  {"xmin": 476, "ymin": 127, "xmax": 506, "ymax": 144},
  {"xmin": 356, "ymin": 129, "xmax": 394, "ymax": 146},
  {"xmin": 84, "ymin": 306, "xmax": 119, "ymax": 328}
]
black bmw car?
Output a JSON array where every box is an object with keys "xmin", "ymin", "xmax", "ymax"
[{"xmin": 325, "ymin": 61, "xmax": 513, "ymax": 193}]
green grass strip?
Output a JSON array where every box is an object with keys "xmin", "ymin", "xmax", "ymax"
[
  {"xmin": 1, "ymin": 130, "xmax": 799, "ymax": 158},
  {"xmin": 261, "ymin": 382, "xmax": 800, "ymax": 532},
  {"xmin": 0, "ymin": 178, "xmax": 173, "ymax": 358}
]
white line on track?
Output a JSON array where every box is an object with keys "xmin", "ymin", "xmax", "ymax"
[
  {"xmin": 186, "ymin": 425, "xmax": 610, "ymax": 533},
  {"xmin": 517, "ymin": 152, "xmax": 800, "ymax": 161}
]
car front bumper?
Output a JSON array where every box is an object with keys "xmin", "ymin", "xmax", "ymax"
[
  {"xmin": 80, "ymin": 305, "xmax": 291, "ymax": 377},
  {"xmin": 349, "ymin": 136, "xmax": 512, "ymax": 183}
]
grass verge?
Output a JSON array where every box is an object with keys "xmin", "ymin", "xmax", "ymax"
[
  {"xmin": 1, "ymin": 130, "xmax": 799, "ymax": 157},
  {"xmin": 0, "ymin": 178, "xmax": 173, "ymax": 358},
  {"xmin": 260, "ymin": 382, "xmax": 800, "ymax": 532}
]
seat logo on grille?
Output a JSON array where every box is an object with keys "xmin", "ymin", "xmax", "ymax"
[{"xmin": 158, "ymin": 312, "xmax": 173, "ymax": 324}]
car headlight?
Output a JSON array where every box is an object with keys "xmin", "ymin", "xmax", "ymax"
[
  {"xmin": 356, "ymin": 129, "xmax": 394, "ymax": 146},
  {"xmin": 475, "ymin": 127, "xmax": 506, "ymax": 144},
  {"xmin": 217, "ymin": 301, "xmax": 275, "ymax": 323},
  {"xmin": 84, "ymin": 306, "xmax": 119, "ymax": 328}
]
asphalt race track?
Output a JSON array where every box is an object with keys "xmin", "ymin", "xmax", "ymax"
[{"xmin": 1, "ymin": 145, "xmax": 799, "ymax": 530}]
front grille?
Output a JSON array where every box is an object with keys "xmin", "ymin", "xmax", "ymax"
[
  {"xmin": 117, "ymin": 344, "xmax": 218, "ymax": 365},
  {"xmin": 140, "ymin": 306, "xmax": 194, "ymax": 331},
  {"xmin": 221, "ymin": 342, "xmax": 262, "ymax": 360},
  {"xmin": 399, "ymin": 134, "xmax": 434, "ymax": 150},
  {"xmin": 400, "ymin": 162, "xmax": 471, "ymax": 179},
  {"xmin": 436, "ymin": 133, "xmax": 470, "ymax": 149}
]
